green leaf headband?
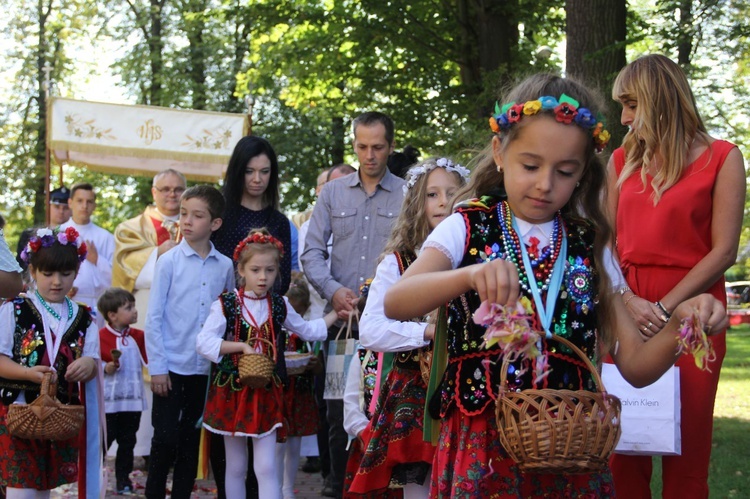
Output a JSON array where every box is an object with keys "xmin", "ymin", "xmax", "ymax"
[{"xmin": 489, "ymin": 93, "xmax": 611, "ymax": 153}]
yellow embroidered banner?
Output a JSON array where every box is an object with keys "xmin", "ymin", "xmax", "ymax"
[{"xmin": 48, "ymin": 97, "xmax": 250, "ymax": 181}]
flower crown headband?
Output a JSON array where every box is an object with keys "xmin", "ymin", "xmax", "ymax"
[
  {"xmin": 20, "ymin": 227, "xmax": 87, "ymax": 264},
  {"xmin": 403, "ymin": 157, "xmax": 471, "ymax": 194},
  {"xmin": 233, "ymin": 232, "xmax": 285, "ymax": 262},
  {"xmin": 489, "ymin": 93, "xmax": 611, "ymax": 153}
]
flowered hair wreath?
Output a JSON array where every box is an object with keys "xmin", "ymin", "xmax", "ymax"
[
  {"xmin": 233, "ymin": 232, "xmax": 285, "ymax": 262},
  {"xmin": 20, "ymin": 227, "xmax": 87, "ymax": 264},
  {"xmin": 489, "ymin": 93, "xmax": 611, "ymax": 153},
  {"xmin": 403, "ymin": 157, "xmax": 471, "ymax": 194}
]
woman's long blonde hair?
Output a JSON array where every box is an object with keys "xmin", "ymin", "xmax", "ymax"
[{"xmin": 612, "ymin": 54, "xmax": 709, "ymax": 204}]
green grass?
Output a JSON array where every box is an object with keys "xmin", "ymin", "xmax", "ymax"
[{"xmin": 649, "ymin": 325, "xmax": 750, "ymax": 498}]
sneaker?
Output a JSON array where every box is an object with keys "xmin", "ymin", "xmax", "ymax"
[
  {"xmin": 320, "ymin": 476, "xmax": 336, "ymax": 497},
  {"xmin": 116, "ymin": 481, "xmax": 134, "ymax": 495}
]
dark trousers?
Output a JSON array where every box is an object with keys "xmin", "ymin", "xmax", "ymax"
[
  {"xmin": 314, "ymin": 359, "xmax": 331, "ymax": 477},
  {"xmin": 105, "ymin": 411, "xmax": 142, "ymax": 486},
  {"xmin": 145, "ymin": 373, "xmax": 207, "ymax": 499},
  {"xmin": 209, "ymin": 433, "xmax": 259, "ymax": 499},
  {"xmin": 325, "ymin": 324, "xmax": 356, "ymax": 498}
]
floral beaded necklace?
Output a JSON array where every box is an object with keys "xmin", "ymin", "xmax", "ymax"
[{"xmin": 497, "ymin": 200, "xmax": 567, "ymax": 336}]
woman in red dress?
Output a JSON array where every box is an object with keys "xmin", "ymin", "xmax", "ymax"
[{"xmin": 608, "ymin": 54, "xmax": 746, "ymax": 498}]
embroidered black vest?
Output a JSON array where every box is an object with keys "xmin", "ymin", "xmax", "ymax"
[
  {"xmin": 439, "ymin": 197, "xmax": 600, "ymax": 418},
  {"xmin": 0, "ymin": 297, "xmax": 91, "ymax": 405},
  {"xmin": 210, "ymin": 291, "xmax": 288, "ymax": 391},
  {"xmin": 391, "ymin": 250, "xmax": 429, "ymax": 369}
]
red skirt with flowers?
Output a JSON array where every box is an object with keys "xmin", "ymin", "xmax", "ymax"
[
  {"xmin": 203, "ymin": 377, "xmax": 285, "ymax": 439},
  {"xmin": 0, "ymin": 403, "xmax": 80, "ymax": 490},
  {"xmin": 282, "ymin": 373, "xmax": 318, "ymax": 437},
  {"xmin": 344, "ymin": 434, "xmax": 403, "ymax": 499},
  {"xmin": 431, "ymin": 406, "xmax": 615, "ymax": 498},
  {"xmin": 350, "ymin": 360, "xmax": 434, "ymax": 493}
]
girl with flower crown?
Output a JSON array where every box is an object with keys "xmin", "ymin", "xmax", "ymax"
[
  {"xmin": 196, "ymin": 229, "xmax": 338, "ymax": 499},
  {"xmin": 346, "ymin": 158, "xmax": 469, "ymax": 499},
  {"xmin": 383, "ymin": 74, "xmax": 728, "ymax": 498},
  {"xmin": 0, "ymin": 227, "xmax": 99, "ymax": 497}
]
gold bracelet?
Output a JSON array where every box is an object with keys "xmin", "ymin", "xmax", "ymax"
[{"xmin": 623, "ymin": 293, "xmax": 637, "ymax": 307}]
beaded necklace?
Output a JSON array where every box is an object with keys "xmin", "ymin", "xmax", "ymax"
[
  {"xmin": 233, "ymin": 290, "xmax": 276, "ymax": 368},
  {"xmin": 497, "ymin": 201, "xmax": 564, "ymax": 292},
  {"xmin": 35, "ymin": 290, "xmax": 73, "ymax": 321}
]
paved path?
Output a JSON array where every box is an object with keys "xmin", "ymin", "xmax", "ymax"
[{"xmin": 50, "ymin": 456, "xmax": 326, "ymax": 498}]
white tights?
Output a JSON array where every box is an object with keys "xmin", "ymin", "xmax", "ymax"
[
  {"xmin": 224, "ymin": 432, "xmax": 281, "ymax": 499},
  {"xmin": 403, "ymin": 480, "xmax": 430, "ymax": 499},
  {"xmin": 6, "ymin": 489, "xmax": 51, "ymax": 499},
  {"xmin": 277, "ymin": 436, "xmax": 302, "ymax": 498}
]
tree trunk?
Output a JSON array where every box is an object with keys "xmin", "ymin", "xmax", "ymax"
[
  {"xmin": 148, "ymin": 0, "xmax": 165, "ymax": 106},
  {"xmin": 566, "ymin": 0, "xmax": 627, "ymax": 152},
  {"xmin": 456, "ymin": 0, "xmax": 519, "ymax": 119},
  {"xmin": 32, "ymin": 0, "xmax": 51, "ymax": 226},
  {"xmin": 677, "ymin": 0, "xmax": 693, "ymax": 65}
]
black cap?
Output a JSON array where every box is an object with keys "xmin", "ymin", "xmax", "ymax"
[{"xmin": 50, "ymin": 186, "xmax": 70, "ymax": 205}]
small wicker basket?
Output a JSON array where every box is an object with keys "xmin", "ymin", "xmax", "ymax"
[
  {"xmin": 7, "ymin": 372, "xmax": 85, "ymax": 441},
  {"xmin": 495, "ymin": 334, "xmax": 621, "ymax": 474},
  {"xmin": 419, "ymin": 348, "xmax": 433, "ymax": 386},
  {"xmin": 238, "ymin": 337, "xmax": 277, "ymax": 388}
]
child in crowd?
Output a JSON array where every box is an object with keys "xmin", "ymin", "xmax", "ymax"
[
  {"xmin": 278, "ymin": 271, "xmax": 324, "ymax": 499},
  {"xmin": 98, "ymin": 287, "xmax": 148, "ymax": 495},
  {"xmin": 145, "ymin": 185, "xmax": 235, "ymax": 499},
  {"xmin": 383, "ymin": 74, "xmax": 728, "ymax": 497},
  {"xmin": 353, "ymin": 158, "xmax": 469, "ymax": 498},
  {"xmin": 0, "ymin": 227, "xmax": 99, "ymax": 497},
  {"xmin": 196, "ymin": 229, "xmax": 337, "ymax": 499}
]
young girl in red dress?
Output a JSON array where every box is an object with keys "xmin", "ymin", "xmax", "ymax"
[
  {"xmin": 384, "ymin": 74, "xmax": 729, "ymax": 498},
  {"xmin": 196, "ymin": 229, "xmax": 337, "ymax": 499},
  {"xmin": 608, "ymin": 54, "xmax": 745, "ymax": 499},
  {"xmin": 352, "ymin": 158, "xmax": 469, "ymax": 499},
  {"xmin": 0, "ymin": 227, "xmax": 99, "ymax": 498}
]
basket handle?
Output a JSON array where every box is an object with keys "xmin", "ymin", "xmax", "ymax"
[
  {"xmin": 246, "ymin": 336, "xmax": 277, "ymax": 362},
  {"xmin": 40, "ymin": 371, "xmax": 58, "ymax": 397},
  {"xmin": 499, "ymin": 334, "xmax": 607, "ymax": 393}
]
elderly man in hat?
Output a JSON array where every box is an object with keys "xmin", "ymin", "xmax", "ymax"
[{"xmin": 16, "ymin": 186, "xmax": 72, "ymax": 270}]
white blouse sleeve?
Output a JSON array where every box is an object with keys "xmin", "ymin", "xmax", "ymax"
[
  {"xmin": 282, "ymin": 296, "xmax": 328, "ymax": 342},
  {"xmin": 196, "ymin": 299, "xmax": 228, "ymax": 364},
  {"xmin": 0, "ymin": 301, "xmax": 16, "ymax": 357},
  {"xmin": 82, "ymin": 310, "xmax": 100, "ymax": 359},
  {"xmin": 421, "ymin": 213, "xmax": 466, "ymax": 269},
  {"xmin": 604, "ymin": 246, "xmax": 626, "ymax": 291},
  {"xmin": 360, "ymin": 254, "xmax": 429, "ymax": 352},
  {"xmin": 343, "ymin": 350, "xmax": 369, "ymax": 438}
]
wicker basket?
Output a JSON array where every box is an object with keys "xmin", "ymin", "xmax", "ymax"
[
  {"xmin": 495, "ymin": 335, "xmax": 621, "ymax": 474},
  {"xmin": 238, "ymin": 337, "xmax": 277, "ymax": 388},
  {"xmin": 419, "ymin": 348, "xmax": 432, "ymax": 386},
  {"xmin": 7, "ymin": 372, "xmax": 85, "ymax": 441},
  {"xmin": 284, "ymin": 352, "xmax": 313, "ymax": 376}
]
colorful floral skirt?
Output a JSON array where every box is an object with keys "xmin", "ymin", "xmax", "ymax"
[
  {"xmin": 0, "ymin": 403, "xmax": 80, "ymax": 490},
  {"xmin": 344, "ymin": 434, "xmax": 403, "ymax": 499},
  {"xmin": 431, "ymin": 406, "xmax": 616, "ymax": 498},
  {"xmin": 350, "ymin": 363, "xmax": 433, "ymax": 493},
  {"xmin": 282, "ymin": 373, "xmax": 318, "ymax": 437},
  {"xmin": 203, "ymin": 380, "xmax": 285, "ymax": 439}
]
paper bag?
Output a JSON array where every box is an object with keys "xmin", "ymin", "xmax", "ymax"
[
  {"xmin": 601, "ymin": 363, "xmax": 681, "ymax": 455},
  {"xmin": 323, "ymin": 311, "xmax": 357, "ymax": 400}
]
